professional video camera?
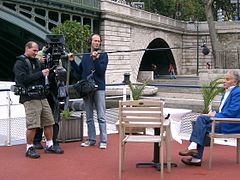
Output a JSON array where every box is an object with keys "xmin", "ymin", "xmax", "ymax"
[
  {"xmin": 44, "ymin": 34, "xmax": 68, "ymax": 101},
  {"xmin": 45, "ymin": 34, "xmax": 65, "ymax": 66},
  {"xmin": 44, "ymin": 34, "xmax": 67, "ymax": 82}
]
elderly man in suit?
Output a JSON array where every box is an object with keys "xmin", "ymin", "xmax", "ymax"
[{"xmin": 179, "ymin": 70, "xmax": 240, "ymax": 166}]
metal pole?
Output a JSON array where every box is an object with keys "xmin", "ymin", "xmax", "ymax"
[
  {"xmin": 148, "ymin": 0, "xmax": 150, "ymax": 11},
  {"xmin": 7, "ymin": 91, "xmax": 11, "ymax": 146},
  {"xmin": 238, "ymin": 0, "xmax": 240, "ymax": 20},
  {"xmin": 196, "ymin": 21, "xmax": 199, "ymax": 76}
]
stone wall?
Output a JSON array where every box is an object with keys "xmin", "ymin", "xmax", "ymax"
[
  {"xmin": 100, "ymin": 0, "xmax": 240, "ymax": 83},
  {"xmin": 100, "ymin": 0, "xmax": 186, "ymax": 83},
  {"xmin": 199, "ymin": 69, "xmax": 240, "ymax": 83}
]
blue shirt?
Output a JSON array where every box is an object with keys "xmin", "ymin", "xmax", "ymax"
[
  {"xmin": 218, "ymin": 86, "xmax": 234, "ymax": 112},
  {"xmin": 71, "ymin": 52, "xmax": 108, "ymax": 90}
]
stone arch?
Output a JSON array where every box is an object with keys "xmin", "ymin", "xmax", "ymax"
[
  {"xmin": 138, "ymin": 38, "xmax": 176, "ymax": 78},
  {"xmin": 0, "ymin": 10, "xmax": 46, "ymax": 80}
]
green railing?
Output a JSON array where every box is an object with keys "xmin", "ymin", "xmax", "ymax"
[
  {"xmin": 7, "ymin": 0, "xmax": 100, "ymax": 10},
  {"xmin": 54, "ymin": 0, "xmax": 100, "ymax": 9}
]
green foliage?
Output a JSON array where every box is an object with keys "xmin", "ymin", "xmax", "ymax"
[
  {"xmin": 181, "ymin": 0, "xmax": 206, "ymax": 21},
  {"xmin": 145, "ymin": 0, "xmax": 176, "ymax": 18},
  {"xmin": 128, "ymin": 0, "xmax": 236, "ymax": 21},
  {"xmin": 213, "ymin": 0, "xmax": 236, "ymax": 21},
  {"xmin": 60, "ymin": 108, "xmax": 73, "ymax": 119},
  {"xmin": 128, "ymin": 0, "xmax": 206, "ymax": 20},
  {"xmin": 51, "ymin": 20, "xmax": 91, "ymax": 53},
  {"xmin": 128, "ymin": 81, "xmax": 146, "ymax": 100},
  {"xmin": 201, "ymin": 77, "xmax": 224, "ymax": 114}
]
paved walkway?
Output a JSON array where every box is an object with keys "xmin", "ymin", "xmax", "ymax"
[{"xmin": 0, "ymin": 133, "xmax": 239, "ymax": 180}]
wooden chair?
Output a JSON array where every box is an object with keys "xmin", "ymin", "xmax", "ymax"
[
  {"xmin": 118, "ymin": 100, "xmax": 171, "ymax": 180},
  {"xmin": 209, "ymin": 117, "xmax": 240, "ymax": 169}
]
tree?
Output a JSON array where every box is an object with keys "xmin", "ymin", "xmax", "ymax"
[
  {"xmin": 51, "ymin": 20, "xmax": 90, "ymax": 53},
  {"xmin": 202, "ymin": 0, "xmax": 221, "ymax": 68},
  {"xmin": 129, "ymin": 0, "xmax": 235, "ymax": 21},
  {"xmin": 128, "ymin": 0, "xmax": 206, "ymax": 20},
  {"xmin": 181, "ymin": 0, "xmax": 206, "ymax": 21},
  {"xmin": 214, "ymin": 0, "xmax": 236, "ymax": 21}
]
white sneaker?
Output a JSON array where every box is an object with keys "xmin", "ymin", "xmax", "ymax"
[
  {"xmin": 99, "ymin": 142, "xmax": 107, "ymax": 149},
  {"xmin": 81, "ymin": 140, "xmax": 95, "ymax": 147}
]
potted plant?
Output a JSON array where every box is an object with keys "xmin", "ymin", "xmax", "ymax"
[
  {"xmin": 58, "ymin": 108, "xmax": 84, "ymax": 143},
  {"xmin": 190, "ymin": 77, "xmax": 224, "ymax": 146},
  {"xmin": 120, "ymin": 80, "xmax": 147, "ymax": 134},
  {"xmin": 201, "ymin": 77, "xmax": 224, "ymax": 114},
  {"xmin": 128, "ymin": 80, "xmax": 147, "ymax": 100}
]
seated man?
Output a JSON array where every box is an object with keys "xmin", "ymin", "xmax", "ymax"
[{"xmin": 179, "ymin": 70, "xmax": 240, "ymax": 166}]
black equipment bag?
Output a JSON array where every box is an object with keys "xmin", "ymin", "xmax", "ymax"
[{"xmin": 72, "ymin": 70, "xmax": 98, "ymax": 98}]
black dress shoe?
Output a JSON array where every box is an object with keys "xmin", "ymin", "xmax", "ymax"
[
  {"xmin": 181, "ymin": 158, "xmax": 201, "ymax": 166},
  {"xmin": 33, "ymin": 143, "xmax": 44, "ymax": 150},
  {"xmin": 179, "ymin": 149, "xmax": 198, "ymax": 156},
  {"xmin": 45, "ymin": 145, "xmax": 64, "ymax": 154},
  {"xmin": 25, "ymin": 147, "xmax": 40, "ymax": 159}
]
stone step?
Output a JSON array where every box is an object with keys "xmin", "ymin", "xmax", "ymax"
[
  {"xmin": 151, "ymin": 75, "xmax": 200, "ymax": 85},
  {"xmin": 148, "ymin": 75, "xmax": 202, "ymax": 94},
  {"xmin": 157, "ymin": 92, "xmax": 203, "ymax": 99},
  {"xmin": 156, "ymin": 86, "xmax": 202, "ymax": 94}
]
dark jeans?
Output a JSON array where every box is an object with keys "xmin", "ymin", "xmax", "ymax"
[{"xmin": 190, "ymin": 115, "xmax": 221, "ymax": 159}]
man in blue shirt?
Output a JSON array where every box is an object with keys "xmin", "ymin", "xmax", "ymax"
[
  {"xmin": 69, "ymin": 34, "xmax": 108, "ymax": 149},
  {"xmin": 179, "ymin": 70, "xmax": 240, "ymax": 166}
]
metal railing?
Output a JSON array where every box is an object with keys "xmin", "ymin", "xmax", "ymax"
[
  {"xmin": 0, "ymin": 88, "xmax": 26, "ymax": 146},
  {"xmin": 216, "ymin": 49, "xmax": 240, "ymax": 69},
  {"xmin": 9, "ymin": 0, "xmax": 100, "ymax": 9},
  {"xmin": 48, "ymin": 0, "xmax": 100, "ymax": 9}
]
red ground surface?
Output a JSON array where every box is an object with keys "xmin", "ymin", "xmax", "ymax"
[{"xmin": 0, "ymin": 134, "xmax": 239, "ymax": 180}]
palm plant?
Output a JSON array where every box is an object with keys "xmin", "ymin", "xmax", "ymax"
[
  {"xmin": 128, "ymin": 81, "xmax": 146, "ymax": 100},
  {"xmin": 201, "ymin": 77, "xmax": 224, "ymax": 114},
  {"xmin": 60, "ymin": 107, "xmax": 73, "ymax": 119}
]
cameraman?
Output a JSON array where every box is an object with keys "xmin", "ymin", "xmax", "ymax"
[
  {"xmin": 13, "ymin": 41, "xmax": 63, "ymax": 158},
  {"xmin": 33, "ymin": 47, "xmax": 64, "ymax": 153}
]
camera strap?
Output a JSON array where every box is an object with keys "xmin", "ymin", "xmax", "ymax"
[{"xmin": 20, "ymin": 55, "xmax": 41, "ymax": 74}]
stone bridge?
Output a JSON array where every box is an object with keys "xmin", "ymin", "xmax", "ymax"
[{"xmin": 0, "ymin": 0, "xmax": 239, "ymax": 83}]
